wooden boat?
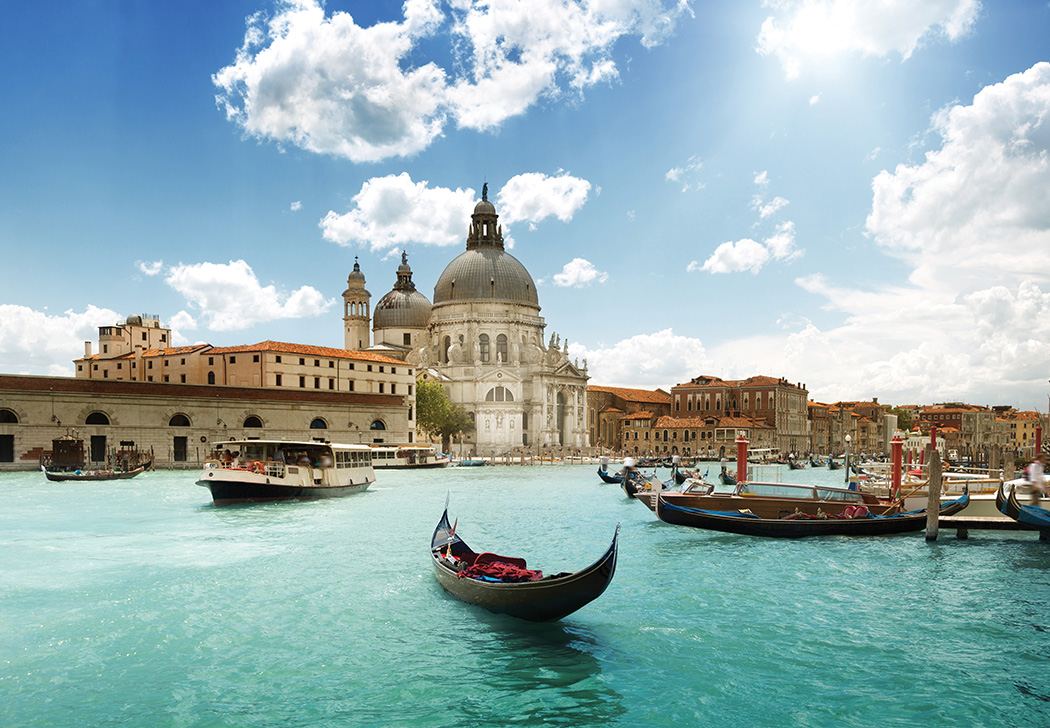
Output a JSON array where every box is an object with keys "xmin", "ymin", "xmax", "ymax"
[
  {"xmin": 788, "ymin": 459, "xmax": 805, "ymax": 470},
  {"xmin": 430, "ymin": 500, "xmax": 619, "ymax": 622},
  {"xmin": 597, "ymin": 465, "xmax": 623, "ymax": 484},
  {"xmin": 719, "ymin": 471, "xmax": 737, "ymax": 486},
  {"xmin": 635, "ymin": 479, "xmax": 885, "ymax": 517},
  {"xmin": 370, "ymin": 444, "xmax": 450, "ymax": 469},
  {"xmin": 827, "ymin": 459, "xmax": 842, "ymax": 470},
  {"xmin": 655, "ymin": 492, "xmax": 969, "ymax": 538},
  {"xmin": 196, "ymin": 439, "xmax": 375, "ymax": 505},
  {"xmin": 997, "ymin": 484, "xmax": 1050, "ymax": 532},
  {"xmin": 457, "ymin": 459, "xmax": 488, "ymax": 467},
  {"xmin": 40, "ymin": 432, "xmax": 153, "ymax": 481},
  {"xmin": 41, "ymin": 463, "xmax": 150, "ymax": 482},
  {"xmin": 809, "ymin": 456, "xmax": 825, "ymax": 468}
]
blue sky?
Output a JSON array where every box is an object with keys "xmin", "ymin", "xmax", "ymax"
[{"xmin": 3, "ymin": 0, "xmax": 1050, "ymax": 411}]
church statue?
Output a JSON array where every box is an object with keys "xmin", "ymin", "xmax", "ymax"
[{"xmin": 482, "ymin": 182, "xmax": 488, "ymax": 201}]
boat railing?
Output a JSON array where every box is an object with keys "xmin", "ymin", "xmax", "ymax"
[{"xmin": 203, "ymin": 459, "xmax": 287, "ymax": 478}]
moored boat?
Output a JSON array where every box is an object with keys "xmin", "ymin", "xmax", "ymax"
[
  {"xmin": 655, "ymin": 491, "xmax": 969, "ymax": 538},
  {"xmin": 42, "ymin": 463, "xmax": 150, "ymax": 482},
  {"xmin": 597, "ymin": 465, "xmax": 623, "ymax": 484},
  {"xmin": 997, "ymin": 483, "xmax": 1050, "ymax": 532},
  {"xmin": 370, "ymin": 444, "xmax": 450, "ymax": 468},
  {"xmin": 430, "ymin": 498, "xmax": 619, "ymax": 621},
  {"xmin": 196, "ymin": 439, "xmax": 375, "ymax": 505},
  {"xmin": 635, "ymin": 479, "xmax": 885, "ymax": 518}
]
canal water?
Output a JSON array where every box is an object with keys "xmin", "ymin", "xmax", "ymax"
[{"xmin": 2, "ymin": 464, "xmax": 1048, "ymax": 727}]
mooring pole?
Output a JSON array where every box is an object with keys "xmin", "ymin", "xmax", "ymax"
[
  {"xmin": 925, "ymin": 448, "xmax": 942, "ymax": 541},
  {"xmin": 736, "ymin": 433, "xmax": 748, "ymax": 484}
]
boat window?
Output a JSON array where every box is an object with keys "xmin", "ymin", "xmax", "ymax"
[
  {"xmin": 85, "ymin": 412, "xmax": 110, "ymax": 425},
  {"xmin": 310, "ymin": 418, "xmax": 328, "ymax": 429},
  {"xmin": 168, "ymin": 414, "xmax": 191, "ymax": 427}
]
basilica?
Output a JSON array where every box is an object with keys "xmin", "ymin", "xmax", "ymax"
[{"xmin": 343, "ymin": 187, "xmax": 589, "ymax": 453}]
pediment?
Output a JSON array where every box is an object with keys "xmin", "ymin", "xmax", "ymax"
[{"xmin": 478, "ymin": 367, "xmax": 523, "ymax": 384}]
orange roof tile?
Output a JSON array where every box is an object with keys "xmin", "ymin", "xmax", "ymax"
[{"xmin": 587, "ymin": 385, "xmax": 671, "ymax": 404}]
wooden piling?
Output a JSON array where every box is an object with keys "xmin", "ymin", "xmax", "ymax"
[{"xmin": 925, "ymin": 449, "xmax": 942, "ymax": 541}]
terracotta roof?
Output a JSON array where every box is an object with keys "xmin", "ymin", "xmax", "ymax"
[
  {"xmin": 652, "ymin": 414, "xmax": 772, "ymax": 429},
  {"xmin": 77, "ymin": 344, "xmax": 211, "ymax": 362},
  {"xmin": 208, "ymin": 341, "xmax": 406, "ymax": 365},
  {"xmin": 599, "ymin": 406, "xmax": 624, "ymax": 414},
  {"xmin": 587, "ymin": 385, "xmax": 671, "ymax": 404},
  {"xmin": 623, "ymin": 411, "xmax": 655, "ymax": 420}
]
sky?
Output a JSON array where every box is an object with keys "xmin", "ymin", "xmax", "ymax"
[{"xmin": 2, "ymin": 0, "xmax": 1050, "ymax": 411}]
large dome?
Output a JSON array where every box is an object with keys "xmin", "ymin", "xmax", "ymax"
[
  {"xmin": 432, "ymin": 188, "xmax": 539, "ymax": 307},
  {"xmin": 373, "ymin": 252, "xmax": 431, "ymax": 329},
  {"xmin": 433, "ymin": 247, "xmax": 539, "ymax": 305}
]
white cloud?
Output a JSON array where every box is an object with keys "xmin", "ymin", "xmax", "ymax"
[
  {"xmin": 496, "ymin": 172, "xmax": 592, "ymax": 225},
  {"xmin": 753, "ymin": 194, "xmax": 789, "ymax": 219},
  {"xmin": 757, "ymin": 0, "xmax": 981, "ymax": 79},
  {"xmin": 551, "ymin": 258, "xmax": 608, "ymax": 287},
  {"xmin": 809, "ymin": 93, "xmax": 820, "ymax": 105},
  {"xmin": 214, "ymin": 0, "xmax": 691, "ymax": 162},
  {"xmin": 866, "ymin": 61, "xmax": 1050, "ymax": 294},
  {"xmin": 692, "ymin": 238, "xmax": 770, "ymax": 274},
  {"xmin": 290, "ymin": 201, "xmax": 302, "ymax": 212},
  {"xmin": 0, "ymin": 304, "xmax": 120, "ymax": 376},
  {"xmin": 571, "ymin": 328, "xmax": 711, "ymax": 389},
  {"xmin": 138, "ymin": 260, "xmax": 164, "ymax": 276},
  {"xmin": 164, "ymin": 260, "xmax": 334, "ymax": 331},
  {"xmin": 321, "ymin": 171, "xmax": 592, "ymax": 252},
  {"xmin": 665, "ymin": 154, "xmax": 704, "ymax": 191},
  {"xmin": 754, "ymin": 170, "xmax": 769, "ymax": 186}
]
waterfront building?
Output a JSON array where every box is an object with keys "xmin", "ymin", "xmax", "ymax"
[
  {"xmin": 0, "ymin": 374, "xmax": 405, "ymax": 470},
  {"xmin": 587, "ymin": 385, "xmax": 672, "ymax": 451},
  {"xmin": 670, "ymin": 375, "xmax": 810, "ymax": 453}
]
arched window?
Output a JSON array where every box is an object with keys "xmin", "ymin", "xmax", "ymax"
[
  {"xmin": 370, "ymin": 419, "xmax": 386, "ymax": 431},
  {"xmin": 496, "ymin": 334, "xmax": 507, "ymax": 362},
  {"xmin": 168, "ymin": 414, "xmax": 190, "ymax": 427},
  {"xmin": 485, "ymin": 386, "xmax": 514, "ymax": 402},
  {"xmin": 310, "ymin": 418, "xmax": 328, "ymax": 429},
  {"xmin": 479, "ymin": 334, "xmax": 490, "ymax": 362},
  {"xmin": 0, "ymin": 409, "xmax": 18, "ymax": 424},
  {"xmin": 243, "ymin": 416, "xmax": 263, "ymax": 428},
  {"xmin": 85, "ymin": 412, "xmax": 110, "ymax": 425},
  {"xmin": 442, "ymin": 336, "xmax": 451, "ymax": 364},
  {"xmin": 207, "ymin": 371, "xmax": 216, "ymax": 385}
]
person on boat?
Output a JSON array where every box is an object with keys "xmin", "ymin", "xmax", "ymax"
[
  {"xmin": 1023, "ymin": 453, "xmax": 1047, "ymax": 500},
  {"xmin": 274, "ymin": 449, "xmax": 286, "ymax": 464},
  {"xmin": 231, "ymin": 451, "xmax": 241, "ymax": 469}
]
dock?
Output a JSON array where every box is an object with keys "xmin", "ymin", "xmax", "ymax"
[{"xmin": 938, "ymin": 515, "xmax": 1046, "ymax": 540}]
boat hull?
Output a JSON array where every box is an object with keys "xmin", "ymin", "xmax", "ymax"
[
  {"xmin": 43, "ymin": 464, "xmax": 149, "ymax": 482},
  {"xmin": 198, "ymin": 479, "xmax": 371, "ymax": 505},
  {"xmin": 656, "ymin": 493, "xmax": 969, "ymax": 538}
]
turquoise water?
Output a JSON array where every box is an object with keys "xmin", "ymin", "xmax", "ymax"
[{"xmin": 2, "ymin": 464, "xmax": 1048, "ymax": 727}]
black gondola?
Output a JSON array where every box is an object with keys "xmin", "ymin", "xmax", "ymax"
[
  {"xmin": 655, "ymin": 492, "xmax": 969, "ymax": 538},
  {"xmin": 41, "ymin": 463, "xmax": 151, "ymax": 482},
  {"xmin": 597, "ymin": 465, "xmax": 623, "ymax": 484},
  {"xmin": 827, "ymin": 459, "xmax": 842, "ymax": 470},
  {"xmin": 997, "ymin": 484, "xmax": 1050, "ymax": 532},
  {"xmin": 719, "ymin": 471, "xmax": 737, "ymax": 486},
  {"xmin": 430, "ymin": 500, "xmax": 619, "ymax": 622}
]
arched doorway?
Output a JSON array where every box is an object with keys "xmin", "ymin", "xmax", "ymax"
[{"xmin": 556, "ymin": 391, "xmax": 566, "ymax": 446}]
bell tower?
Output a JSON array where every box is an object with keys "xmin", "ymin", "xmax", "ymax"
[{"xmin": 342, "ymin": 257, "xmax": 371, "ymax": 350}]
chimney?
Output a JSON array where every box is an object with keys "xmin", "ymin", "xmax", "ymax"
[{"xmin": 84, "ymin": 342, "xmax": 92, "ymax": 358}]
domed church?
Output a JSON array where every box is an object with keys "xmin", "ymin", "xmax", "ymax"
[{"xmin": 341, "ymin": 185, "xmax": 589, "ymax": 452}]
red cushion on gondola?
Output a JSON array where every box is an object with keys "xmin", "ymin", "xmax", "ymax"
[{"xmin": 473, "ymin": 552, "xmax": 527, "ymax": 569}]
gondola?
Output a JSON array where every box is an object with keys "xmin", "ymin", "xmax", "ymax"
[
  {"xmin": 719, "ymin": 471, "xmax": 737, "ymax": 486},
  {"xmin": 430, "ymin": 499, "xmax": 619, "ymax": 622},
  {"xmin": 788, "ymin": 459, "xmax": 805, "ymax": 470},
  {"xmin": 827, "ymin": 459, "xmax": 842, "ymax": 471},
  {"xmin": 997, "ymin": 484, "xmax": 1050, "ymax": 532},
  {"xmin": 41, "ymin": 462, "xmax": 151, "ymax": 482},
  {"xmin": 597, "ymin": 465, "xmax": 623, "ymax": 484},
  {"xmin": 655, "ymin": 491, "xmax": 969, "ymax": 538}
]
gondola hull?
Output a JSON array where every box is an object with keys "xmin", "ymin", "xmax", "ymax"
[
  {"xmin": 597, "ymin": 466, "xmax": 623, "ymax": 484},
  {"xmin": 998, "ymin": 485, "xmax": 1050, "ymax": 531},
  {"xmin": 42, "ymin": 464, "xmax": 150, "ymax": 482},
  {"xmin": 656, "ymin": 493, "xmax": 969, "ymax": 538},
  {"xmin": 430, "ymin": 507, "xmax": 618, "ymax": 622}
]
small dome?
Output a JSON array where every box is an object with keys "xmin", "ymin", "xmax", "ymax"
[
  {"xmin": 126, "ymin": 314, "xmax": 142, "ymax": 325},
  {"xmin": 374, "ymin": 289, "xmax": 432, "ymax": 329},
  {"xmin": 473, "ymin": 199, "xmax": 496, "ymax": 216},
  {"xmin": 373, "ymin": 251, "xmax": 431, "ymax": 329}
]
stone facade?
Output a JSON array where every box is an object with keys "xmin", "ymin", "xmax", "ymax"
[{"xmin": 0, "ymin": 375, "xmax": 408, "ymax": 471}]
